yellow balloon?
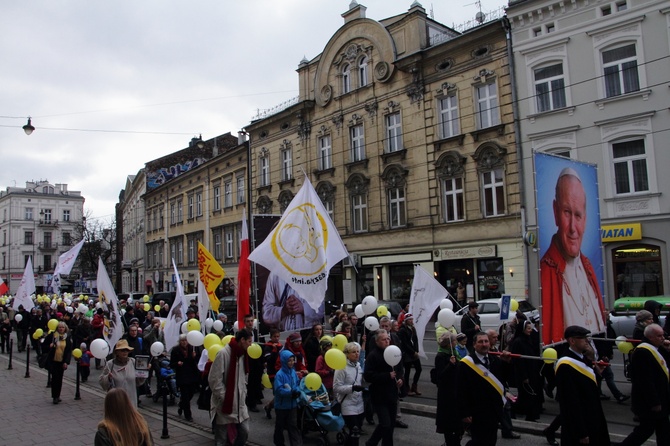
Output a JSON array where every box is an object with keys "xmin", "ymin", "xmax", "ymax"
[
  {"xmin": 324, "ymin": 348, "xmax": 347, "ymax": 370},
  {"xmin": 542, "ymin": 347, "xmax": 557, "ymax": 364},
  {"xmin": 320, "ymin": 335, "xmax": 333, "ymax": 344},
  {"xmin": 72, "ymin": 348, "xmax": 82, "ymax": 359},
  {"xmin": 143, "ymin": 295, "xmax": 150, "ymax": 303},
  {"xmin": 618, "ymin": 341, "xmax": 634, "ymax": 354},
  {"xmin": 248, "ymin": 343, "xmax": 262, "ymax": 359},
  {"xmin": 221, "ymin": 335, "xmax": 233, "ymax": 347},
  {"xmin": 208, "ymin": 344, "xmax": 223, "ymax": 361},
  {"xmin": 47, "ymin": 319, "xmax": 58, "ymax": 331},
  {"xmin": 44, "ymin": 297, "xmax": 51, "ymax": 304},
  {"xmin": 32, "ymin": 332, "xmax": 40, "ymax": 339},
  {"xmin": 332, "ymin": 334, "xmax": 348, "ymax": 351},
  {"xmin": 304, "ymin": 372, "xmax": 322, "ymax": 391},
  {"xmin": 187, "ymin": 319, "xmax": 201, "ymax": 332},
  {"xmin": 262, "ymin": 373, "xmax": 272, "ymax": 389},
  {"xmin": 376, "ymin": 305, "xmax": 389, "ymax": 317},
  {"xmin": 203, "ymin": 333, "xmax": 220, "ymax": 350},
  {"xmin": 510, "ymin": 299, "xmax": 519, "ymax": 312},
  {"xmin": 34, "ymin": 328, "xmax": 44, "ymax": 338},
  {"xmin": 143, "ymin": 303, "xmax": 150, "ymax": 312},
  {"xmin": 154, "ymin": 305, "xmax": 161, "ymax": 312}
]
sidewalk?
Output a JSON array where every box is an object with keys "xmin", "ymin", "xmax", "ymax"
[{"xmin": 0, "ymin": 351, "xmax": 216, "ymax": 446}]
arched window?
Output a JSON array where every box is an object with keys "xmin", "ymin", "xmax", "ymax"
[
  {"xmin": 342, "ymin": 64, "xmax": 351, "ymax": 94},
  {"xmin": 359, "ymin": 56, "xmax": 368, "ymax": 87}
]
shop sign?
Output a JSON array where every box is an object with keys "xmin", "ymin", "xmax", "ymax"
[
  {"xmin": 439, "ymin": 245, "xmax": 496, "ymax": 260},
  {"xmin": 601, "ymin": 223, "xmax": 641, "ymax": 242}
]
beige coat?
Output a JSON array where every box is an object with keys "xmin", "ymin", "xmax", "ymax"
[{"xmin": 208, "ymin": 344, "xmax": 249, "ymax": 425}]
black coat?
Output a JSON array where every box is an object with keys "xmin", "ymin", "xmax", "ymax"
[
  {"xmin": 398, "ymin": 325, "xmax": 419, "ymax": 362},
  {"xmin": 555, "ymin": 350, "xmax": 610, "ymax": 445},
  {"xmin": 170, "ymin": 344, "xmax": 200, "ymax": 387},
  {"xmin": 434, "ymin": 352, "xmax": 461, "ymax": 434},
  {"xmin": 363, "ymin": 345, "xmax": 401, "ymax": 405},
  {"xmin": 628, "ymin": 341, "xmax": 670, "ymax": 418},
  {"xmin": 44, "ymin": 332, "xmax": 73, "ymax": 367}
]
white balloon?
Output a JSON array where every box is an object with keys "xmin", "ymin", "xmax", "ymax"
[
  {"xmin": 90, "ymin": 339, "xmax": 110, "ymax": 359},
  {"xmin": 77, "ymin": 304, "xmax": 88, "ymax": 314},
  {"xmin": 150, "ymin": 341, "xmax": 165, "ymax": 356},
  {"xmin": 354, "ymin": 304, "xmax": 365, "ymax": 319},
  {"xmin": 383, "ymin": 345, "xmax": 402, "ymax": 367},
  {"xmin": 438, "ymin": 308, "xmax": 456, "ymax": 328},
  {"xmin": 439, "ymin": 299, "xmax": 453, "ymax": 310},
  {"xmin": 212, "ymin": 320, "xmax": 224, "ymax": 332},
  {"xmin": 364, "ymin": 316, "xmax": 379, "ymax": 331},
  {"xmin": 66, "ymin": 306, "xmax": 74, "ymax": 314},
  {"xmin": 187, "ymin": 330, "xmax": 205, "ymax": 347},
  {"xmin": 205, "ymin": 318, "xmax": 214, "ymax": 329},
  {"xmin": 615, "ymin": 335, "xmax": 627, "ymax": 346},
  {"xmin": 362, "ymin": 295, "xmax": 378, "ymax": 315},
  {"xmin": 14, "ymin": 314, "xmax": 23, "ymax": 322},
  {"xmin": 233, "ymin": 321, "xmax": 239, "ymax": 331},
  {"xmin": 181, "ymin": 321, "xmax": 189, "ymax": 334}
]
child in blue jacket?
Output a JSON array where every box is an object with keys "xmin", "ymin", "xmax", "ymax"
[{"xmin": 273, "ymin": 349, "xmax": 302, "ymax": 446}]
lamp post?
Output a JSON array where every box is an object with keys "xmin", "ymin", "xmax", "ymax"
[{"xmin": 22, "ymin": 117, "xmax": 35, "ymax": 135}]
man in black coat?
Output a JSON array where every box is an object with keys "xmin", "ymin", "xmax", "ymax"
[
  {"xmin": 619, "ymin": 323, "xmax": 670, "ymax": 446},
  {"xmin": 555, "ymin": 325, "xmax": 610, "ymax": 445},
  {"xmin": 363, "ymin": 329, "xmax": 403, "ymax": 446},
  {"xmin": 457, "ymin": 331, "xmax": 509, "ymax": 445},
  {"xmin": 460, "ymin": 302, "xmax": 481, "ymax": 352},
  {"xmin": 398, "ymin": 313, "xmax": 422, "ymax": 396}
]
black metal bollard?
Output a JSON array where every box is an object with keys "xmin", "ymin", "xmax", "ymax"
[
  {"xmin": 161, "ymin": 381, "xmax": 170, "ymax": 439},
  {"xmin": 25, "ymin": 345, "xmax": 30, "ymax": 378},
  {"xmin": 74, "ymin": 359, "xmax": 81, "ymax": 400},
  {"xmin": 7, "ymin": 339, "xmax": 13, "ymax": 370}
]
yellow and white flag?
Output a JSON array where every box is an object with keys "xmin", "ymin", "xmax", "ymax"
[
  {"xmin": 197, "ymin": 241, "xmax": 224, "ymax": 311},
  {"xmin": 248, "ymin": 176, "xmax": 349, "ymax": 311}
]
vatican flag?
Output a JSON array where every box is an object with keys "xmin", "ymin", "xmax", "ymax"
[
  {"xmin": 248, "ymin": 176, "xmax": 349, "ymax": 312},
  {"xmin": 198, "ymin": 241, "xmax": 224, "ymax": 312}
]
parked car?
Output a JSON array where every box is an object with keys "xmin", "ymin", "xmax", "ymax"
[
  {"xmin": 453, "ymin": 298, "xmax": 539, "ymax": 333},
  {"xmin": 609, "ymin": 296, "xmax": 669, "ymax": 337},
  {"xmin": 151, "ymin": 291, "xmax": 176, "ymax": 308}
]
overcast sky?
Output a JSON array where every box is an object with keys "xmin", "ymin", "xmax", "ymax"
[{"xmin": 0, "ymin": 0, "xmax": 507, "ymax": 225}]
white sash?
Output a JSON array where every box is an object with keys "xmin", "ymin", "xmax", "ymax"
[
  {"xmin": 462, "ymin": 356, "xmax": 506, "ymax": 404},
  {"xmin": 555, "ymin": 356, "xmax": 596, "ymax": 384}
]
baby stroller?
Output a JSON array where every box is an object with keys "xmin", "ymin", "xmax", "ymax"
[
  {"xmin": 298, "ymin": 379, "xmax": 345, "ymax": 446},
  {"xmin": 151, "ymin": 356, "xmax": 178, "ymax": 405}
]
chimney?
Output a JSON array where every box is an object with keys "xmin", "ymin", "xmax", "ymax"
[
  {"xmin": 238, "ymin": 131, "xmax": 248, "ymax": 145},
  {"xmin": 342, "ymin": 1, "xmax": 366, "ymax": 23}
]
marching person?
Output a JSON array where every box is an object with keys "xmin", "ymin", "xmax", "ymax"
[
  {"xmin": 619, "ymin": 323, "xmax": 670, "ymax": 446},
  {"xmin": 209, "ymin": 328, "xmax": 253, "ymax": 446},
  {"xmin": 44, "ymin": 321, "xmax": 73, "ymax": 404},
  {"xmin": 555, "ymin": 325, "xmax": 610, "ymax": 445},
  {"xmin": 99, "ymin": 339, "xmax": 146, "ymax": 408}
]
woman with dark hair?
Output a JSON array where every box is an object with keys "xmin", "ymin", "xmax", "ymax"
[
  {"xmin": 170, "ymin": 333, "xmax": 200, "ymax": 421},
  {"xmin": 303, "ymin": 323, "xmax": 323, "ymax": 372},
  {"xmin": 511, "ymin": 320, "xmax": 542, "ymax": 421},
  {"xmin": 44, "ymin": 321, "xmax": 73, "ymax": 404},
  {"xmin": 95, "ymin": 388, "xmax": 153, "ymax": 446}
]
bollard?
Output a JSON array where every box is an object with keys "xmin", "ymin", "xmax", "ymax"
[
  {"xmin": 161, "ymin": 380, "xmax": 170, "ymax": 439},
  {"xmin": 7, "ymin": 339, "xmax": 13, "ymax": 370},
  {"xmin": 25, "ymin": 345, "xmax": 30, "ymax": 378},
  {"xmin": 74, "ymin": 360, "xmax": 81, "ymax": 400}
]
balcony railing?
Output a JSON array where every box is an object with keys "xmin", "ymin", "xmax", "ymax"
[
  {"xmin": 38, "ymin": 242, "xmax": 58, "ymax": 251},
  {"xmin": 38, "ymin": 219, "xmax": 59, "ymax": 227}
]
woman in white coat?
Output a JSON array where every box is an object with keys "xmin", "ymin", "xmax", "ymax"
[{"xmin": 333, "ymin": 342, "xmax": 365, "ymax": 442}]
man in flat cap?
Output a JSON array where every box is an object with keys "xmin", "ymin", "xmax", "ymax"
[{"xmin": 555, "ymin": 325, "xmax": 610, "ymax": 445}]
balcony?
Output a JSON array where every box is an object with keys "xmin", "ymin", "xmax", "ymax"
[
  {"xmin": 38, "ymin": 219, "xmax": 59, "ymax": 227},
  {"xmin": 38, "ymin": 242, "xmax": 58, "ymax": 251}
]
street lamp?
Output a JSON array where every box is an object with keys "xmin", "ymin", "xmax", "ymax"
[{"xmin": 22, "ymin": 118, "xmax": 35, "ymax": 135}]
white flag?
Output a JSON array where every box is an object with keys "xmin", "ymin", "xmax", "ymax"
[
  {"xmin": 52, "ymin": 238, "xmax": 85, "ymax": 295},
  {"xmin": 164, "ymin": 260, "xmax": 187, "ymax": 351},
  {"xmin": 98, "ymin": 257, "xmax": 123, "ymax": 351},
  {"xmin": 248, "ymin": 176, "xmax": 349, "ymax": 311},
  {"xmin": 198, "ymin": 280, "xmax": 209, "ymax": 334},
  {"xmin": 12, "ymin": 257, "xmax": 36, "ymax": 311},
  {"xmin": 409, "ymin": 266, "xmax": 450, "ymax": 359}
]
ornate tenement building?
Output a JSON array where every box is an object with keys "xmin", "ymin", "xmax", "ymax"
[{"xmin": 245, "ymin": 2, "xmax": 524, "ymax": 306}]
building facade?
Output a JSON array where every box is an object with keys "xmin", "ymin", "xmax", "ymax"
[
  {"xmin": 0, "ymin": 180, "xmax": 85, "ymax": 293},
  {"xmin": 245, "ymin": 2, "xmax": 524, "ymax": 307},
  {"xmin": 141, "ymin": 133, "xmax": 247, "ymax": 300},
  {"xmin": 117, "ymin": 171, "xmax": 146, "ymax": 293},
  {"xmin": 507, "ymin": 0, "xmax": 670, "ymax": 306}
]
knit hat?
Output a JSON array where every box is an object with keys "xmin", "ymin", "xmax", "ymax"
[
  {"xmin": 635, "ymin": 310, "xmax": 653, "ymax": 322},
  {"xmin": 288, "ymin": 332, "xmax": 302, "ymax": 343},
  {"xmin": 404, "ymin": 313, "xmax": 414, "ymax": 321}
]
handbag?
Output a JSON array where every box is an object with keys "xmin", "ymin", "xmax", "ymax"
[
  {"xmin": 38, "ymin": 353, "xmax": 48, "ymax": 369},
  {"xmin": 197, "ymin": 384, "xmax": 212, "ymax": 410},
  {"xmin": 330, "ymin": 400, "xmax": 341, "ymax": 416}
]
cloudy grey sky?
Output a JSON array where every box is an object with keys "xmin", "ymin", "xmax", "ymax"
[{"xmin": 0, "ymin": 0, "xmax": 507, "ymax": 224}]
